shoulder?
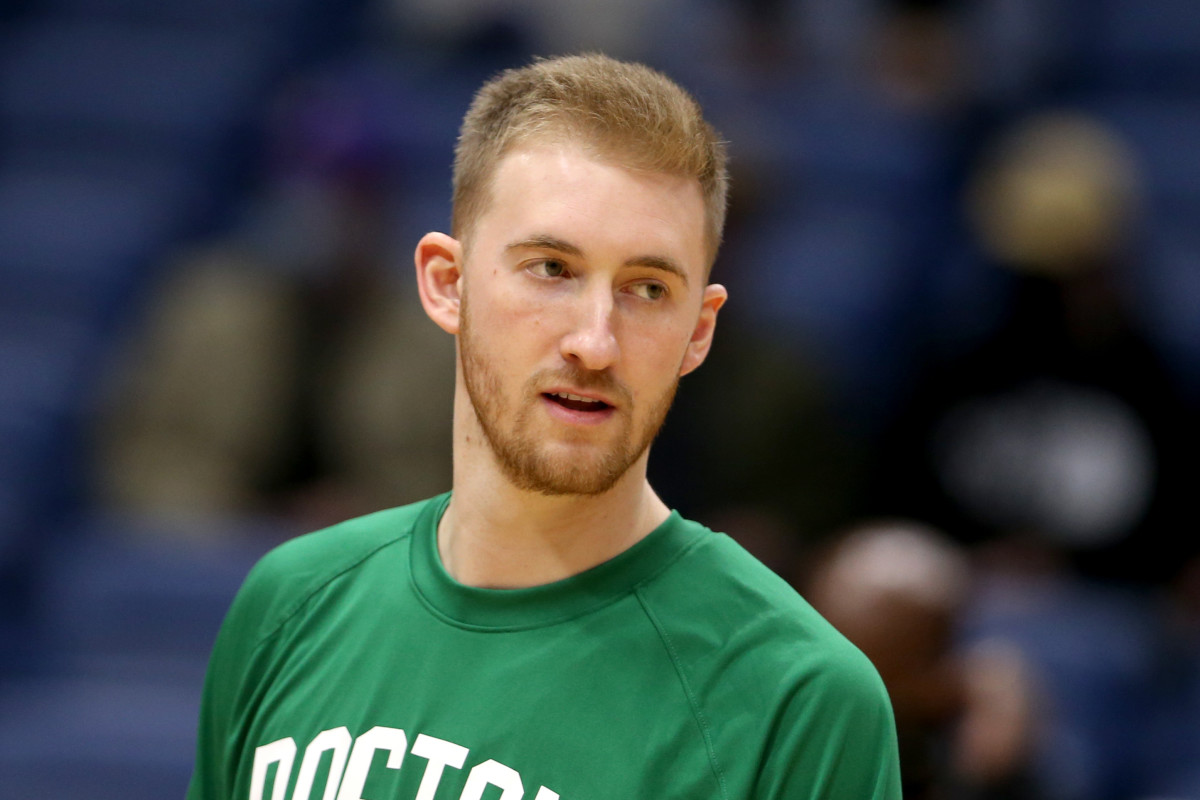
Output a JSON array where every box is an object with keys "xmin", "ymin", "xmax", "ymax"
[
  {"xmin": 226, "ymin": 496, "xmax": 442, "ymax": 648},
  {"xmin": 640, "ymin": 523, "xmax": 900, "ymax": 797},
  {"xmin": 641, "ymin": 522, "xmax": 889, "ymax": 706},
  {"xmin": 644, "ymin": 526, "xmax": 841, "ymax": 643}
]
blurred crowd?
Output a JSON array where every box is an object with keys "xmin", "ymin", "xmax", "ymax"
[{"xmin": 2, "ymin": 0, "xmax": 1199, "ymax": 797}]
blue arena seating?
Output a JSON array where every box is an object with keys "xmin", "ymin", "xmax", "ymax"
[{"xmin": 0, "ymin": 513, "xmax": 287, "ymax": 798}]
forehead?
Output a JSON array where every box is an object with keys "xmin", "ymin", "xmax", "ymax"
[{"xmin": 474, "ymin": 143, "xmax": 708, "ymax": 276}]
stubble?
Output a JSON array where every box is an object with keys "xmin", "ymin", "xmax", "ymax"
[{"xmin": 458, "ymin": 291, "xmax": 677, "ymax": 496}]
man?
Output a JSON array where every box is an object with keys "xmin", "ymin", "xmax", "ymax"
[{"xmin": 188, "ymin": 54, "xmax": 901, "ymax": 800}]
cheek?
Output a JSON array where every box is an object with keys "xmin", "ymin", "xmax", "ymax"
[
  {"xmin": 467, "ymin": 280, "xmax": 536, "ymax": 337},
  {"xmin": 496, "ymin": 281, "xmax": 555, "ymax": 329},
  {"xmin": 480, "ymin": 306, "xmax": 556, "ymax": 381},
  {"xmin": 626, "ymin": 326, "xmax": 694, "ymax": 391}
]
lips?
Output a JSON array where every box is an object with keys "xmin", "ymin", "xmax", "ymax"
[{"xmin": 544, "ymin": 391, "xmax": 612, "ymax": 412}]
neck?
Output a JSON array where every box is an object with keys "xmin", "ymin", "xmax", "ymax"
[
  {"xmin": 439, "ymin": 470, "xmax": 670, "ymax": 590},
  {"xmin": 439, "ymin": 399, "xmax": 670, "ymax": 590}
]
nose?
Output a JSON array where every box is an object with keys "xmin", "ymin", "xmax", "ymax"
[{"xmin": 560, "ymin": 287, "xmax": 619, "ymax": 371}]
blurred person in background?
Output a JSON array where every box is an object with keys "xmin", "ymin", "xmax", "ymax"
[
  {"xmin": 870, "ymin": 110, "xmax": 1194, "ymax": 589},
  {"xmin": 91, "ymin": 66, "xmax": 455, "ymax": 532},
  {"xmin": 804, "ymin": 520, "xmax": 1045, "ymax": 800}
]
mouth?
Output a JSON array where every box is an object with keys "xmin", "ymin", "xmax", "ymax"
[{"xmin": 543, "ymin": 391, "xmax": 613, "ymax": 413}]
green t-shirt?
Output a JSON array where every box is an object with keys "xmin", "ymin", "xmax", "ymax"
[{"xmin": 188, "ymin": 494, "xmax": 901, "ymax": 799}]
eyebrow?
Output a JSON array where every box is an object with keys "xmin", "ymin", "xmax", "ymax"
[{"xmin": 506, "ymin": 234, "xmax": 690, "ymax": 287}]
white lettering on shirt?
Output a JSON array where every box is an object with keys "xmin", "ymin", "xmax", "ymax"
[
  {"xmin": 247, "ymin": 726, "xmax": 559, "ymax": 800},
  {"xmin": 291, "ymin": 726, "xmax": 352, "ymax": 800},
  {"xmin": 460, "ymin": 759, "xmax": 523, "ymax": 800},
  {"xmin": 336, "ymin": 726, "xmax": 407, "ymax": 800},
  {"xmin": 412, "ymin": 733, "xmax": 469, "ymax": 800},
  {"xmin": 250, "ymin": 738, "xmax": 296, "ymax": 800}
]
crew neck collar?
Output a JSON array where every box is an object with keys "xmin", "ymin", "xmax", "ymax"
[{"xmin": 409, "ymin": 493, "xmax": 706, "ymax": 630}]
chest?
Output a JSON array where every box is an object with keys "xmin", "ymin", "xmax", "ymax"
[{"xmin": 231, "ymin": 595, "xmax": 724, "ymax": 800}]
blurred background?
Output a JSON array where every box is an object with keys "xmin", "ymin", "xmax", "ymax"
[{"xmin": 1, "ymin": 0, "xmax": 1198, "ymax": 797}]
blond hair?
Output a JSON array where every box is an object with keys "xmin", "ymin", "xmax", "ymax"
[{"xmin": 452, "ymin": 54, "xmax": 729, "ymax": 267}]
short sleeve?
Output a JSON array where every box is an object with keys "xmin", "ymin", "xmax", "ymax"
[{"xmin": 755, "ymin": 645, "xmax": 902, "ymax": 800}]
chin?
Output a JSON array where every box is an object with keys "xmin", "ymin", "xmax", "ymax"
[{"xmin": 507, "ymin": 448, "xmax": 635, "ymax": 498}]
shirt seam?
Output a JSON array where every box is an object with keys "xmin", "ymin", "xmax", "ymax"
[
  {"xmin": 636, "ymin": 586, "xmax": 730, "ymax": 800},
  {"xmin": 250, "ymin": 531, "xmax": 414, "ymax": 651}
]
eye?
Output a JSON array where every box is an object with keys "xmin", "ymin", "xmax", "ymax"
[
  {"xmin": 528, "ymin": 258, "xmax": 568, "ymax": 279},
  {"xmin": 628, "ymin": 281, "xmax": 668, "ymax": 301}
]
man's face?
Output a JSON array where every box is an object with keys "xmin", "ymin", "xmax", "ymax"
[{"xmin": 457, "ymin": 143, "xmax": 721, "ymax": 496}]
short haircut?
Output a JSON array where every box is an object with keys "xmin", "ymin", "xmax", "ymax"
[{"xmin": 452, "ymin": 53, "xmax": 729, "ymax": 269}]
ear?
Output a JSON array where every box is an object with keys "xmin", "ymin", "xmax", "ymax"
[
  {"xmin": 415, "ymin": 231, "xmax": 464, "ymax": 335},
  {"xmin": 679, "ymin": 283, "xmax": 727, "ymax": 377}
]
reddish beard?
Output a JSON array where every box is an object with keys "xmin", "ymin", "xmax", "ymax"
[{"xmin": 458, "ymin": 291, "xmax": 677, "ymax": 496}]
